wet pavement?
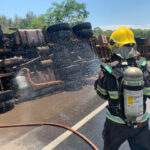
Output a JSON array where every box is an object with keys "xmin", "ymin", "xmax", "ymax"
[{"xmin": 0, "ymin": 85, "xmax": 149, "ymax": 150}]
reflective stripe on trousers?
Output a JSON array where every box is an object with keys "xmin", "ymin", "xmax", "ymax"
[{"xmin": 106, "ymin": 109, "xmax": 149, "ymax": 124}]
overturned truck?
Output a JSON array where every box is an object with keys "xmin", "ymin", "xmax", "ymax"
[{"xmin": 0, "ymin": 22, "xmax": 101, "ymax": 112}]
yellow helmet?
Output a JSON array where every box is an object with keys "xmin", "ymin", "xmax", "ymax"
[{"xmin": 108, "ymin": 26, "xmax": 136, "ymax": 51}]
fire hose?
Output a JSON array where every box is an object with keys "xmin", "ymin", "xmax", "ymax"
[{"xmin": 0, "ymin": 122, "xmax": 99, "ymax": 150}]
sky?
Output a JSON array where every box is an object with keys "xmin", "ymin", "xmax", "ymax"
[{"xmin": 0, "ymin": 0, "xmax": 150, "ymax": 30}]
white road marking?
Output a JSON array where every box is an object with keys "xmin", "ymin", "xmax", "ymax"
[{"xmin": 42, "ymin": 101, "xmax": 108, "ymax": 150}]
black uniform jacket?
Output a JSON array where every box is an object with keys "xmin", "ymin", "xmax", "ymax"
[{"xmin": 95, "ymin": 55, "xmax": 150, "ymax": 119}]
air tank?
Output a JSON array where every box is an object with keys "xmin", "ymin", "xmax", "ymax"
[{"xmin": 123, "ymin": 67, "xmax": 144, "ymax": 122}]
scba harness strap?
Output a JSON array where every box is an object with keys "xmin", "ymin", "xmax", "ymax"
[
  {"xmin": 101, "ymin": 62, "xmax": 123, "ymax": 79},
  {"xmin": 101, "ymin": 57, "xmax": 147, "ymax": 79},
  {"xmin": 136, "ymin": 57, "xmax": 147, "ymax": 71}
]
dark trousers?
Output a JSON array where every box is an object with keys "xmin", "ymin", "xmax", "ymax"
[{"xmin": 103, "ymin": 118, "xmax": 150, "ymax": 150}]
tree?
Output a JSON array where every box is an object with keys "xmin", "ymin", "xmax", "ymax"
[
  {"xmin": 102, "ymin": 30, "xmax": 113, "ymax": 37},
  {"xmin": 0, "ymin": 0, "xmax": 89, "ymax": 31},
  {"xmin": 12, "ymin": 15, "xmax": 22, "ymax": 29},
  {"xmin": 8, "ymin": 18, "xmax": 12, "ymax": 27},
  {"xmin": 0, "ymin": 15, "xmax": 9, "ymax": 31},
  {"xmin": 45, "ymin": 0, "xmax": 89, "ymax": 26},
  {"xmin": 24, "ymin": 12, "xmax": 36, "ymax": 28},
  {"xmin": 30, "ymin": 15, "xmax": 46, "ymax": 29},
  {"xmin": 131, "ymin": 28, "xmax": 144, "ymax": 37},
  {"xmin": 93, "ymin": 27, "xmax": 103, "ymax": 37}
]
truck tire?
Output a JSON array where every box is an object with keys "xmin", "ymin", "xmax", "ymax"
[
  {"xmin": 0, "ymin": 99, "xmax": 15, "ymax": 113},
  {"xmin": 72, "ymin": 22, "xmax": 92, "ymax": 33},
  {"xmin": 48, "ymin": 30, "xmax": 73, "ymax": 42},
  {"xmin": 0, "ymin": 90, "xmax": 15, "ymax": 102},
  {"xmin": 76, "ymin": 29, "xmax": 93, "ymax": 39},
  {"xmin": 47, "ymin": 23, "xmax": 71, "ymax": 33},
  {"xmin": 135, "ymin": 38, "xmax": 146, "ymax": 45}
]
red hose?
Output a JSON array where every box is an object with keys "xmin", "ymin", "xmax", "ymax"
[
  {"xmin": 20, "ymin": 67, "xmax": 64, "ymax": 86},
  {"xmin": 0, "ymin": 122, "xmax": 99, "ymax": 150}
]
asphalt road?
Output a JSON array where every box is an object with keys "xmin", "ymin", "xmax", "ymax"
[{"xmin": 0, "ymin": 85, "xmax": 149, "ymax": 150}]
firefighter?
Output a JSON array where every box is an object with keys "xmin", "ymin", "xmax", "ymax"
[{"xmin": 94, "ymin": 26, "xmax": 150, "ymax": 150}]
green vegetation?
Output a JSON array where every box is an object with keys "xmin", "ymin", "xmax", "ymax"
[
  {"xmin": 93, "ymin": 27, "xmax": 150, "ymax": 38},
  {"xmin": 45, "ymin": 0, "xmax": 89, "ymax": 26},
  {"xmin": 1, "ymin": 0, "xmax": 150, "ymax": 38},
  {"xmin": 0, "ymin": 0, "xmax": 89, "ymax": 33}
]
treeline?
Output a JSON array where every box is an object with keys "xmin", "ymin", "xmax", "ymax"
[
  {"xmin": 93, "ymin": 27, "xmax": 150, "ymax": 38},
  {"xmin": 0, "ymin": 12, "xmax": 36, "ymax": 33},
  {"xmin": 0, "ymin": 0, "xmax": 89, "ymax": 33}
]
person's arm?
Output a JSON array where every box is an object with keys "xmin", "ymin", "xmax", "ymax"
[
  {"xmin": 94, "ymin": 69, "xmax": 109, "ymax": 100},
  {"xmin": 144, "ymin": 61, "xmax": 150, "ymax": 98}
]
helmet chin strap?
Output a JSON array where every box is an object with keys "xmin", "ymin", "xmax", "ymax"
[{"xmin": 112, "ymin": 46, "xmax": 140, "ymax": 60}]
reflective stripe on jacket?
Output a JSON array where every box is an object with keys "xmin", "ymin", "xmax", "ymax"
[
  {"xmin": 97, "ymin": 85, "xmax": 107, "ymax": 95},
  {"xmin": 106, "ymin": 109, "xmax": 149, "ymax": 124},
  {"xmin": 108, "ymin": 91, "xmax": 119, "ymax": 99},
  {"xmin": 144, "ymin": 87, "xmax": 150, "ymax": 96}
]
